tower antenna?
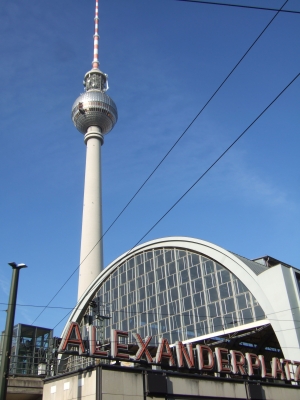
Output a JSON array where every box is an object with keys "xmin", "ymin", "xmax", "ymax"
[{"xmin": 92, "ymin": 0, "xmax": 100, "ymax": 69}]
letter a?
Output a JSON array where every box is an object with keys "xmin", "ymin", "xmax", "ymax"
[
  {"xmin": 156, "ymin": 338, "xmax": 175, "ymax": 366},
  {"xmin": 58, "ymin": 322, "xmax": 85, "ymax": 355}
]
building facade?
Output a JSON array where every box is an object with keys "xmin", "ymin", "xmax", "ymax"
[
  {"xmin": 43, "ymin": 364, "xmax": 300, "ymax": 400},
  {"xmin": 63, "ymin": 237, "xmax": 300, "ymax": 365}
]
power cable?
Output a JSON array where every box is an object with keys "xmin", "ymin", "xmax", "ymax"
[
  {"xmin": 53, "ymin": 310, "xmax": 73, "ymax": 330},
  {"xmin": 30, "ymin": 0, "xmax": 289, "ymax": 326},
  {"xmin": 2, "ymin": 320, "xmax": 299, "ymax": 342},
  {"xmin": 4, "ymin": 302, "xmax": 300, "ymax": 317},
  {"xmin": 129, "ymin": 72, "xmax": 299, "ymax": 249},
  {"xmin": 96, "ymin": 0, "xmax": 288, "ymax": 249},
  {"xmin": 176, "ymin": 0, "xmax": 300, "ymax": 14},
  {"xmin": 3, "ymin": 301, "xmax": 300, "ymax": 323},
  {"xmin": 30, "ymin": 268, "xmax": 79, "ymax": 326},
  {"xmin": 54, "ymin": 71, "xmax": 298, "ymax": 331},
  {"xmin": 49, "ymin": 63, "xmax": 300, "ymax": 331}
]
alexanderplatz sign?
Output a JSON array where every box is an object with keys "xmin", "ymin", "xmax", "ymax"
[{"xmin": 59, "ymin": 322, "xmax": 300, "ymax": 382}]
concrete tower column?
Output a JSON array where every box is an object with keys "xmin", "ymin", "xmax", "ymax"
[
  {"xmin": 78, "ymin": 126, "xmax": 104, "ymax": 300},
  {"xmin": 72, "ymin": 0, "xmax": 117, "ymax": 300}
]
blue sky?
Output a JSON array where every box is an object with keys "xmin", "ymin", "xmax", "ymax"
[{"xmin": 0, "ymin": 0, "xmax": 299, "ymax": 336}]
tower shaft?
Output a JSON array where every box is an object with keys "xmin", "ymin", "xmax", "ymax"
[
  {"xmin": 73, "ymin": 0, "xmax": 117, "ymax": 299},
  {"xmin": 78, "ymin": 126, "xmax": 104, "ymax": 300}
]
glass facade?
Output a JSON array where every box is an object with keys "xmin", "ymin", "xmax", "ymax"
[
  {"xmin": 84, "ymin": 247, "xmax": 265, "ymax": 345},
  {"xmin": 1, "ymin": 324, "xmax": 53, "ymax": 375}
]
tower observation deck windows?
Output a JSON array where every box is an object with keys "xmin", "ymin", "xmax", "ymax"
[{"xmin": 91, "ymin": 247, "xmax": 265, "ymax": 344}]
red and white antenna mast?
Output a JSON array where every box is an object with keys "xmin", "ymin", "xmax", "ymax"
[{"xmin": 92, "ymin": 0, "xmax": 100, "ymax": 69}]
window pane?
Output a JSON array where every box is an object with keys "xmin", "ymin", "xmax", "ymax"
[
  {"xmin": 165, "ymin": 251, "xmax": 173, "ymax": 264},
  {"xmin": 168, "ymin": 261, "xmax": 176, "ymax": 275},
  {"xmin": 193, "ymin": 291, "xmax": 205, "ymax": 307},
  {"xmin": 195, "ymin": 306, "xmax": 207, "ymax": 321},
  {"xmin": 158, "ymin": 279, "xmax": 166, "ymax": 292},
  {"xmin": 219, "ymin": 283, "xmax": 229, "ymax": 299},
  {"xmin": 160, "ymin": 319, "xmax": 169, "ymax": 333},
  {"xmin": 127, "ymin": 269, "xmax": 134, "ymax": 281},
  {"xmin": 158, "ymin": 292, "xmax": 166, "ymax": 306},
  {"xmin": 140, "ymin": 313, "xmax": 147, "ymax": 326},
  {"xmin": 218, "ymin": 269, "xmax": 231, "ymax": 284},
  {"xmin": 193, "ymin": 278, "xmax": 203, "ymax": 292},
  {"xmin": 254, "ymin": 305, "xmax": 265, "ymax": 320},
  {"xmin": 167, "ymin": 274, "xmax": 176, "ymax": 288},
  {"xmin": 148, "ymin": 295, "xmax": 156, "ymax": 309},
  {"xmin": 119, "ymin": 284, "xmax": 126, "ymax": 296},
  {"xmin": 241, "ymin": 308, "xmax": 253, "ymax": 324},
  {"xmin": 128, "ymin": 291, "xmax": 135, "ymax": 304},
  {"xmin": 234, "ymin": 279, "xmax": 248, "ymax": 294},
  {"xmin": 190, "ymin": 266, "xmax": 199, "ymax": 280},
  {"xmin": 138, "ymin": 264, "xmax": 144, "ymax": 276},
  {"xmin": 157, "ymin": 254, "xmax": 164, "ymax": 267},
  {"xmin": 183, "ymin": 296, "xmax": 192, "ymax": 311},
  {"xmin": 189, "ymin": 253, "xmax": 200, "ymax": 266},
  {"xmin": 236, "ymin": 294, "xmax": 247, "ymax": 310},
  {"xmin": 180, "ymin": 283, "xmax": 190, "ymax": 298},
  {"xmin": 147, "ymin": 271, "xmax": 154, "ymax": 284},
  {"xmin": 169, "ymin": 288, "xmax": 178, "ymax": 302},
  {"xmin": 138, "ymin": 301, "xmax": 145, "ymax": 313},
  {"xmin": 180, "ymin": 270, "xmax": 189, "ymax": 284},
  {"xmin": 223, "ymin": 297, "xmax": 235, "ymax": 314},
  {"xmin": 208, "ymin": 287, "xmax": 218, "ymax": 302},
  {"xmin": 224, "ymin": 312, "xmax": 237, "ymax": 328},
  {"xmin": 169, "ymin": 300, "xmax": 179, "ymax": 315},
  {"xmin": 203, "ymin": 259, "xmax": 214, "ymax": 275},
  {"xmin": 156, "ymin": 267, "xmax": 165, "ymax": 280},
  {"xmin": 121, "ymin": 296, "xmax": 127, "ymax": 307},
  {"xmin": 129, "ymin": 280, "xmax": 135, "ymax": 292},
  {"xmin": 205, "ymin": 275, "xmax": 215, "ymax": 289},
  {"xmin": 177, "ymin": 258, "xmax": 186, "ymax": 271},
  {"xmin": 120, "ymin": 272, "xmax": 126, "ymax": 284},
  {"xmin": 211, "ymin": 317, "xmax": 223, "ymax": 331}
]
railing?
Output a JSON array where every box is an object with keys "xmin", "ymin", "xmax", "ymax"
[{"xmin": 9, "ymin": 354, "xmax": 49, "ymax": 376}]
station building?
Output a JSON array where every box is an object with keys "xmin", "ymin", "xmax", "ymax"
[
  {"xmin": 42, "ymin": 236, "xmax": 300, "ymax": 400},
  {"xmin": 63, "ymin": 237, "xmax": 300, "ymax": 363}
]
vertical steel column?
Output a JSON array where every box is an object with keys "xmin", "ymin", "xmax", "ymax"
[{"xmin": 0, "ymin": 262, "xmax": 27, "ymax": 400}]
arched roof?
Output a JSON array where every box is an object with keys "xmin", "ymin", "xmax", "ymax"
[
  {"xmin": 62, "ymin": 236, "xmax": 300, "ymax": 360},
  {"xmin": 64, "ymin": 237, "xmax": 272, "ymax": 330}
]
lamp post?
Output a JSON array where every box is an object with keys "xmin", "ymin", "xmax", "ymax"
[{"xmin": 0, "ymin": 262, "xmax": 27, "ymax": 400}]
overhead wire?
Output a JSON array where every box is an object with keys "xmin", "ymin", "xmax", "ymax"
[
  {"xmin": 6, "ymin": 301, "xmax": 300, "ymax": 333},
  {"xmin": 53, "ymin": 310, "xmax": 74, "ymax": 330},
  {"xmin": 127, "ymin": 72, "xmax": 300, "ymax": 250},
  {"xmin": 2, "ymin": 323, "xmax": 300, "ymax": 349},
  {"xmin": 175, "ymin": 0, "xmax": 300, "ymax": 14},
  {"xmin": 4, "ymin": 302, "xmax": 300, "ymax": 319},
  {"xmin": 31, "ymin": 0, "xmax": 290, "ymax": 327},
  {"xmin": 3, "ymin": 301, "xmax": 300, "ymax": 324},
  {"xmin": 50, "ymin": 70, "xmax": 300, "ymax": 328},
  {"xmin": 95, "ymin": 0, "xmax": 289, "ymax": 250}
]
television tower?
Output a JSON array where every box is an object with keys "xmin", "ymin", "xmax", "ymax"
[{"xmin": 72, "ymin": 0, "xmax": 118, "ymax": 300}]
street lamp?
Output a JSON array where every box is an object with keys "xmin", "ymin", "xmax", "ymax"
[{"xmin": 0, "ymin": 262, "xmax": 27, "ymax": 400}]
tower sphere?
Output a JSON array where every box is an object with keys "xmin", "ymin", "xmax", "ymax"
[{"xmin": 72, "ymin": 69, "xmax": 118, "ymax": 135}]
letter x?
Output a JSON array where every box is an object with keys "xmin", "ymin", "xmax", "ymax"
[{"xmin": 133, "ymin": 333, "xmax": 153, "ymax": 363}]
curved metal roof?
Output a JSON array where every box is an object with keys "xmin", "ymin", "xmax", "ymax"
[
  {"xmin": 63, "ymin": 237, "xmax": 273, "ymax": 335},
  {"xmin": 229, "ymin": 252, "xmax": 268, "ymax": 275}
]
